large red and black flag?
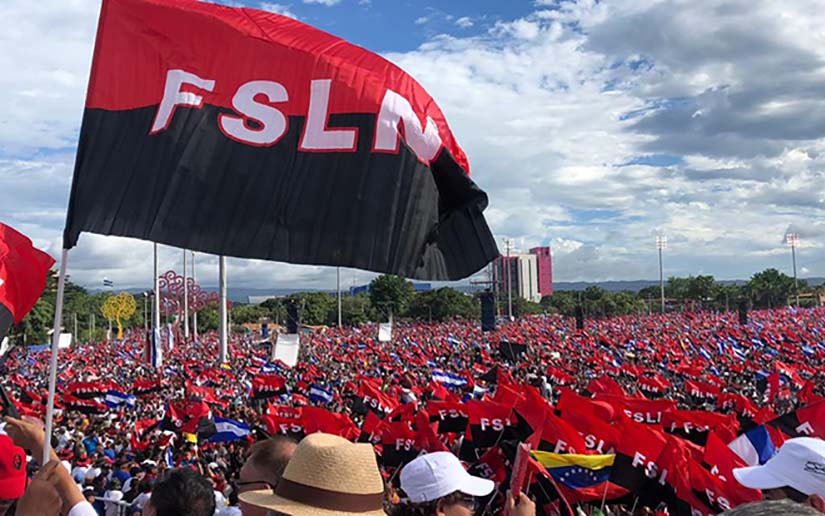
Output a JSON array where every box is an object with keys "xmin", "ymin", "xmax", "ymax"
[
  {"xmin": 0, "ymin": 223, "xmax": 55, "ymax": 341},
  {"xmin": 62, "ymin": 0, "xmax": 498, "ymax": 280}
]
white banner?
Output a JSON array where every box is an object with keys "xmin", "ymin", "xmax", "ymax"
[
  {"xmin": 378, "ymin": 322, "xmax": 392, "ymax": 342},
  {"xmin": 272, "ymin": 333, "xmax": 301, "ymax": 367},
  {"xmin": 58, "ymin": 333, "xmax": 73, "ymax": 349}
]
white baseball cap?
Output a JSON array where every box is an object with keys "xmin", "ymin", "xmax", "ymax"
[
  {"xmin": 400, "ymin": 452, "xmax": 495, "ymax": 503},
  {"xmin": 734, "ymin": 437, "xmax": 825, "ymax": 496}
]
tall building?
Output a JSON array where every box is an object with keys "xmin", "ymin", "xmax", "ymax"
[
  {"xmin": 492, "ymin": 246, "xmax": 552, "ymax": 303},
  {"xmin": 529, "ymin": 246, "xmax": 553, "ymax": 297}
]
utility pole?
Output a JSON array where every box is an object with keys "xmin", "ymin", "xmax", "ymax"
[
  {"xmin": 786, "ymin": 233, "xmax": 800, "ymax": 307},
  {"xmin": 219, "ymin": 256, "xmax": 228, "ymax": 364},
  {"xmin": 183, "ymin": 249, "xmax": 189, "ymax": 341},
  {"xmin": 143, "ymin": 292, "xmax": 149, "ymax": 334},
  {"xmin": 337, "ymin": 267, "xmax": 342, "ymax": 327},
  {"xmin": 192, "ymin": 251, "xmax": 198, "ymax": 341},
  {"xmin": 503, "ymin": 238, "xmax": 514, "ymax": 320},
  {"xmin": 73, "ymin": 313, "xmax": 77, "ymax": 343},
  {"xmin": 656, "ymin": 235, "xmax": 667, "ymax": 314}
]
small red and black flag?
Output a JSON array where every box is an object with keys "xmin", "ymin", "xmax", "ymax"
[
  {"xmin": 0, "ymin": 223, "xmax": 55, "ymax": 341},
  {"xmin": 251, "ymin": 375, "xmax": 287, "ymax": 400}
]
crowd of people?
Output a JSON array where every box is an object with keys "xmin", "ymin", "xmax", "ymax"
[{"xmin": 1, "ymin": 307, "xmax": 824, "ymax": 515}]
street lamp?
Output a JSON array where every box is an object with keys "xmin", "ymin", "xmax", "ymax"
[
  {"xmin": 656, "ymin": 235, "xmax": 667, "ymax": 313},
  {"xmin": 786, "ymin": 233, "xmax": 800, "ymax": 307},
  {"xmin": 502, "ymin": 238, "xmax": 514, "ymax": 320}
]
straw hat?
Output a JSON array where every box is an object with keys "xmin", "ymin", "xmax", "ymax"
[{"xmin": 240, "ymin": 433, "xmax": 385, "ymax": 516}]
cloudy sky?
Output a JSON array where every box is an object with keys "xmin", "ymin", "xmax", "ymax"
[{"xmin": 1, "ymin": 0, "xmax": 824, "ymax": 291}]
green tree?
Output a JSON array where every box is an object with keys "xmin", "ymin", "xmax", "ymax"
[
  {"xmin": 13, "ymin": 298, "xmax": 54, "ymax": 345},
  {"xmin": 747, "ymin": 268, "xmax": 799, "ymax": 308},
  {"xmin": 685, "ymin": 275, "xmax": 719, "ymax": 301},
  {"xmin": 260, "ymin": 298, "xmax": 287, "ymax": 325},
  {"xmin": 369, "ymin": 275, "xmax": 414, "ymax": 317},
  {"xmin": 541, "ymin": 291, "xmax": 577, "ymax": 316},
  {"xmin": 231, "ymin": 304, "xmax": 269, "ymax": 324},
  {"xmin": 341, "ymin": 293, "xmax": 373, "ymax": 325},
  {"xmin": 287, "ymin": 292, "xmax": 336, "ymax": 326},
  {"xmin": 198, "ymin": 304, "xmax": 221, "ymax": 331},
  {"xmin": 408, "ymin": 288, "xmax": 479, "ymax": 322}
]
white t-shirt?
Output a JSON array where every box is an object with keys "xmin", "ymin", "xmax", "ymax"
[
  {"xmin": 133, "ymin": 492, "xmax": 151, "ymax": 510},
  {"xmin": 71, "ymin": 466, "xmax": 89, "ymax": 483},
  {"xmin": 214, "ymin": 490, "xmax": 227, "ymax": 513},
  {"xmin": 103, "ymin": 490, "xmax": 124, "ymax": 516},
  {"xmin": 216, "ymin": 507, "xmax": 242, "ymax": 516}
]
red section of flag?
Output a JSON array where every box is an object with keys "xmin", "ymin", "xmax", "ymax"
[
  {"xmin": 84, "ymin": 0, "xmax": 469, "ymax": 174},
  {"xmin": 0, "ymin": 223, "xmax": 55, "ymax": 323}
]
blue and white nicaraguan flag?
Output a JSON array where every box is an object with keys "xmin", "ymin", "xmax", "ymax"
[
  {"xmin": 309, "ymin": 384, "xmax": 335, "ymax": 404},
  {"xmin": 209, "ymin": 417, "xmax": 251, "ymax": 442},
  {"xmin": 105, "ymin": 390, "xmax": 136, "ymax": 409},
  {"xmin": 432, "ymin": 369, "xmax": 468, "ymax": 388}
]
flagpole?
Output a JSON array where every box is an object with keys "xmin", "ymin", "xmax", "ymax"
[
  {"xmin": 192, "ymin": 251, "xmax": 198, "ymax": 341},
  {"xmin": 183, "ymin": 249, "xmax": 189, "ymax": 341},
  {"xmin": 43, "ymin": 249, "xmax": 69, "ymax": 465},
  {"xmin": 219, "ymin": 255, "xmax": 228, "ymax": 364},
  {"xmin": 154, "ymin": 242, "xmax": 162, "ymax": 367}
]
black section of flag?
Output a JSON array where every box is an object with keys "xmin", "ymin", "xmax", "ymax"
[
  {"xmin": 64, "ymin": 107, "xmax": 498, "ymax": 280},
  {"xmin": 0, "ymin": 304, "xmax": 12, "ymax": 343}
]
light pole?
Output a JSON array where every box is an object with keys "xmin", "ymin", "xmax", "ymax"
[
  {"xmin": 337, "ymin": 267, "xmax": 342, "ymax": 327},
  {"xmin": 656, "ymin": 235, "xmax": 667, "ymax": 314},
  {"xmin": 143, "ymin": 292, "xmax": 149, "ymax": 334},
  {"xmin": 503, "ymin": 238, "xmax": 514, "ymax": 320},
  {"xmin": 183, "ymin": 249, "xmax": 189, "ymax": 341},
  {"xmin": 786, "ymin": 233, "xmax": 800, "ymax": 307},
  {"xmin": 191, "ymin": 251, "xmax": 198, "ymax": 341}
]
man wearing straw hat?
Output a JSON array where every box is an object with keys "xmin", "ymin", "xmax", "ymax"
[{"xmin": 240, "ymin": 433, "xmax": 386, "ymax": 516}]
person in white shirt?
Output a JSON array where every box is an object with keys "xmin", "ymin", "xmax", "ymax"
[
  {"xmin": 71, "ymin": 464, "xmax": 89, "ymax": 484},
  {"xmin": 103, "ymin": 479, "xmax": 124, "ymax": 516}
]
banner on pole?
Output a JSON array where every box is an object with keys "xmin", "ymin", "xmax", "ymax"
[
  {"xmin": 273, "ymin": 334, "xmax": 300, "ymax": 367},
  {"xmin": 62, "ymin": 0, "xmax": 498, "ymax": 280},
  {"xmin": 378, "ymin": 322, "xmax": 392, "ymax": 343}
]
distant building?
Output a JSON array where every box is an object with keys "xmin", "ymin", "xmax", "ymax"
[
  {"xmin": 529, "ymin": 246, "xmax": 553, "ymax": 297},
  {"xmin": 492, "ymin": 247, "xmax": 553, "ymax": 303}
]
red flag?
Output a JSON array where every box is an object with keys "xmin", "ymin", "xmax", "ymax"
[
  {"xmin": 586, "ymin": 376, "xmax": 626, "ymax": 397},
  {"xmin": 251, "ymin": 375, "xmax": 287, "ymax": 399},
  {"xmin": 0, "ymin": 223, "xmax": 55, "ymax": 338},
  {"xmin": 702, "ymin": 432, "xmax": 762, "ymax": 506},
  {"xmin": 358, "ymin": 382, "xmax": 398, "ymax": 415},
  {"xmin": 766, "ymin": 372, "xmax": 780, "ymax": 402}
]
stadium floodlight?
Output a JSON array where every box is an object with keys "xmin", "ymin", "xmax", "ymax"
[
  {"xmin": 656, "ymin": 235, "xmax": 667, "ymax": 313},
  {"xmin": 785, "ymin": 233, "xmax": 799, "ymax": 307}
]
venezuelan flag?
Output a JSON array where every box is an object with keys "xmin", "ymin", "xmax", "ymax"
[{"xmin": 531, "ymin": 451, "xmax": 614, "ymax": 489}]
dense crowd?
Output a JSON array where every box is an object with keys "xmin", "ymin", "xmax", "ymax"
[{"xmin": 1, "ymin": 307, "xmax": 824, "ymax": 515}]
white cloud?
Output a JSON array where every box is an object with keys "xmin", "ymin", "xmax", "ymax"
[
  {"xmin": 414, "ymin": 16, "xmax": 429, "ymax": 25},
  {"xmin": 259, "ymin": 2, "xmax": 299, "ymax": 18},
  {"xmin": 2, "ymin": 0, "xmax": 825, "ymax": 290},
  {"xmin": 302, "ymin": 0, "xmax": 341, "ymax": 5},
  {"xmin": 455, "ymin": 16, "xmax": 474, "ymax": 28}
]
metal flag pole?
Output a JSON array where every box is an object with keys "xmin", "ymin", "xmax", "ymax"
[
  {"xmin": 337, "ymin": 267, "xmax": 342, "ymax": 327},
  {"xmin": 43, "ymin": 249, "xmax": 69, "ymax": 465},
  {"xmin": 183, "ymin": 249, "xmax": 189, "ymax": 341},
  {"xmin": 153, "ymin": 242, "xmax": 162, "ymax": 367},
  {"xmin": 219, "ymin": 255, "xmax": 228, "ymax": 363},
  {"xmin": 192, "ymin": 251, "xmax": 198, "ymax": 341}
]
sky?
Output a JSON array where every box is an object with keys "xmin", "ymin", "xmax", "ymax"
[{"xmin": 1, "ymin": 0, "xmax": 824, "ymax": 291}]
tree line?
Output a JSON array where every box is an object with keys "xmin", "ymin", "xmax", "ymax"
[{"xmin": 8, "ymin": 268, "xmax": 820, "ymax": 345}]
